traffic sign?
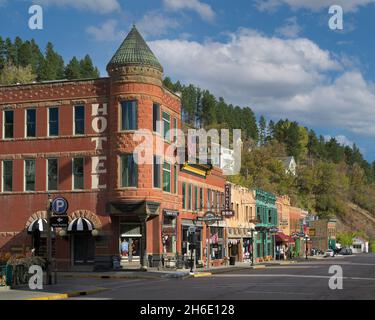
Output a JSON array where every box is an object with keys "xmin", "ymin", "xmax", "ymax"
[
  {"xmin": 50, "ymin": 216, "xmax": 69, "ymax": 228},
  {"xmin": 52, "ymin": 197, "xmax": 69, "ymax": 215}
]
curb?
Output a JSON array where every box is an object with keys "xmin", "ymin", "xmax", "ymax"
[
  {"xmin": 191, "ymin": 272, "xmax": 212, "ymax": 278},
  {"xmin": 26, "ymin": 287, "xmax": 109, "ymax": 300}
]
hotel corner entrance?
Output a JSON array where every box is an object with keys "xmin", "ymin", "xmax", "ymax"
[{"xmin": 120, "ymin": 223, "xmax": 142, "ymax": 264}]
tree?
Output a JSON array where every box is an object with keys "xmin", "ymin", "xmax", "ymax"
[
  {"xmin": 0, "ymin": 62, "xmax": 36, "ymax": 85},
  {"xmin": 258, "ymin": 115, "xmax": 267, "ymax": 146},
  {"xmin": 65, "ymin": 56, "xmax": 81, "ymax": 79},
  {"xmin": 79, "ymin": 54, "xmax": 99, "ymax": 78},
  {"xmin": 39, "ymin": 42, "xmax": 65, "ymax": 81}
]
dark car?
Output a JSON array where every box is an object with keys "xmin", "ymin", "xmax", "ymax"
[{"xmin": 340, "ymin": 247, "xmax": 353, "ymax": 255}]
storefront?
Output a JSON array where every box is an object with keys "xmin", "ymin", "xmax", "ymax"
[
  {"xmin": 119, "ymin": 223, "xmax": 142, "ymax": 264},
  {"xmin": 162, "ymin": 210, "xmax": 178, "ymax": 267},
  {"xmin": 242, "ymin": 237, "xmax": 252, "ymax": 262},
  {"xmin": 181, "ymin": 219, "xmax": 204, "ymax": 267},
  {"xmin": 209, "ymin": 226, "xmax": 225, "ymax": 261},
  {"xmin": 275, "ymin": 232, "xmax": 295, "ymax": 260}
]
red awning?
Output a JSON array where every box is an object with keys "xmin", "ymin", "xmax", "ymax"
[{"xmin": 275, "ymin": 232, "xmax": 295, "ymax": 244}]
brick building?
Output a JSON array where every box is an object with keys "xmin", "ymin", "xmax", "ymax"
[{"xmin": 0, "ymin": 26, "xmax": 225, "ymax": 270}]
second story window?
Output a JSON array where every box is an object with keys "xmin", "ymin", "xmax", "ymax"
[
  {"xmin": 188, "ymin": 184, "xmax": 192, "ymax": 210},
  {"xmin": 48, "ymin": 107, "xmax": 59, "ymax": 136},
  {"xmin": 25, "ymin": 159, "xmax": 36, "ymax": 191},
  {"xmin": 200, "ymin": 187, "xmax": 203, "ymax": 210},
  {"xmin": 73, "ymin": 157, "xmax": 84, "ymax": 190},
  {"xmin": 173, "ymin": 117, "xmax": 177, "ymax": 143},
  {"xmin": 153, "ymin": 103, "xmax": 160, "ymax": 133},
  {"xmin": 182, "ymin": 183, "xmax": 186, "ymax": 209},
  {"xmin": 153, "ymin": 155, "xmax": 161, "ymax": 188},
  {"xmin": 162, "ymin": 111, "xmax": 170, "ymax": 141},
  {"xmin": 74, "ymin": 105, "xmax": 85, "ymax": 135},
  {"xmin": 2, "ymin": 160, "xmax": 12, "ymax": 192},
  {"xmin": 121, "ymin": 154, "xmax": 137, "ymax": 187},
  {"xmin": 207, "ymin": 189, "xmax": 211, "ymax": 210},
  {"xmin": 163, "ymin": 161, "xmax": 171, "ymax": 192},
  {"xmin": 47, "ymin": 159, "xmax": 58, "ymax": 191},
  {"xmin": 3, "ymin": 110, "xmax": 14, "ymax": 139},
  {"xmin": 194, "ymin": 186, "xmax": 198, "ymax": 211},
  {"xmin": 121, "ymin": 101, "xmax": 137, "ymax": 131},
  {"xmin": 26, "ymin": 109, "xmax": 36, "ymax": 138},
  {"xmin": 173, "ymin": 164, "xmax": 178, "ymax": 194}
]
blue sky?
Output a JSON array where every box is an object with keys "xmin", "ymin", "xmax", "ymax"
[{"xmin": 1, "ymin": 0, "xmax": 375, "ymax": 161}]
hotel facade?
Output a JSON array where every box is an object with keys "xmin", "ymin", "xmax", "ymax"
[{"xmin": 0, "ymin": 27, "xmax": 227, "ymax": 270}]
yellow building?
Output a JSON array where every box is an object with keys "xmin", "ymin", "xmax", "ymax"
[
  {"xmin": 225, "ymin": 183, "xmax": 256, "ymax": 262},
  {"xmin": 276, "ymin": 195, "xmax": 291, "ymax": 236}
]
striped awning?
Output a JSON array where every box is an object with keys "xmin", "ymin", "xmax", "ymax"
[
  {"xmin": 27, "ymin": 218, "xmax": 50, "ymax": 234},
  {"xmin": 68, "ymin": 217, "xmax": 94, "ymax": 232}
]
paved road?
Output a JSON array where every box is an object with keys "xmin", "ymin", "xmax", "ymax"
[{"xmin": 68, "ymin": 254, "xmax": 375, "ymax": 300}]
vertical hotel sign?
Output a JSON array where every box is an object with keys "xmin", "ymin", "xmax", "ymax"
[{"xmin": 91, "ymin": 103, "xmax": 108, "ymax": 189}]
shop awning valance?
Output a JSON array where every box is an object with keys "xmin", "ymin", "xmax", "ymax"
[
  {"xmin": 27, "ymin": 218, "xmax": 51, "ymax": 234},
  {"xmin": 68, "ymin": 217, "xmax": 94, "ymax": 232},
  {"xmin": 275, "ymin": 232, "xmax": 295, "ymax": 244}
]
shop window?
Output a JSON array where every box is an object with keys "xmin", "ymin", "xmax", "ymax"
[{"xmin": 121, "ymin": 100, "xmax": 137, "ymax": 130}]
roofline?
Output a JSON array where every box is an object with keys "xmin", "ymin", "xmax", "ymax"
[
  {"xmin": 163, "ymin": 85, "xmax": 182, "ymax": 100},
  {"xmin": 0, "ymin": 77, "xmax": 109, "ymax": 90}
]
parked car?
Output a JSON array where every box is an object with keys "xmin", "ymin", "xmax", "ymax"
[
  {"xmin": 324, "ymin": 249, "xmax": 334, "ymax": 257},
  {"xmin": 340, "ymin": 247, "xmax": 353, "ymax": 255}
]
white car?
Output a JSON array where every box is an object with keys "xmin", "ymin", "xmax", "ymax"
[{"xmin": 324, "ymin": 249, "xmax": 334, "ymax": 257}]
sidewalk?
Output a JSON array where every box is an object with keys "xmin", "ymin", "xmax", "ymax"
[{"xmin": 0, "ymin": 283, "xmax": 109, "ymax": 300}]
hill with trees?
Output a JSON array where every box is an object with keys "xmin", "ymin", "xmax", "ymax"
[
  {"xmin": 0, "ymin": 36, "xmax": 99, "ymax": 85},
  {"xmin": 163, "ymin": 77, "xmax": 375, "ymax": 240}
]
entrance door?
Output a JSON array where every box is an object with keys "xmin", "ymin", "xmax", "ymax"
[
  {"xmin": 73, "ymin": 233, "xmax": 95, "ymax": 265},
  {"xmin": 120, "ymin": 236, "xmax": 141, "ymax": 263}
]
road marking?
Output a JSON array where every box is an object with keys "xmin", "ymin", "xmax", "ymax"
[{"xmin": 212, "ymin": 274, "xmax": 375, "ymax": 281}]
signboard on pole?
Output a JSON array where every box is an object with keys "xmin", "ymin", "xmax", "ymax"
[
  {"xmin": 221, "ymin": 209, "xmax": 235, "ymax": 217},
  {"xmin": 197, "ymin": 212, "xmax": 223, "ymax": 225},
  {"xmin": 50, "ymin": 216, "xmax": 69, "ymax": 228},
  {"xmin": 52, "ymin": 197, "xmax": 69, "ymax": 215}
]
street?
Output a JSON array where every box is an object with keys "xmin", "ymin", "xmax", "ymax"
[{"xmin": 67, "ymin": 254, "xmax": 375, "ymax": 300}]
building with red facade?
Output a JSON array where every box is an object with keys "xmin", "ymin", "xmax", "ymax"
[{"xmin": 0, "ymin": 26, "xmax": 225, "ymax": 270}]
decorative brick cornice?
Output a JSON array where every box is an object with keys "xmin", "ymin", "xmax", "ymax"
[{"xmin": 69, "ymin": 210, "xmax": 102, "ymax": 229}]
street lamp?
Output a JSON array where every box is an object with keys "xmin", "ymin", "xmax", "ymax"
[
  {"xmin": 46, "ymin": 193, "xmax": 53, "ymax": 285},
  {"xmin": 304, "ymin": 234, "xmax": 310, "ymax": 260}
]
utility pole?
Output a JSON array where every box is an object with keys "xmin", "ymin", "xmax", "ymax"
[{"xmin": 46, "ymin": 194, "xmax": 52, "ymax": 285}]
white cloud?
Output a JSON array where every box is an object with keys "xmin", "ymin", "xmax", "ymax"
[
  {"xmin": 86, "ymin": 20, "xmax": 124, "ymax": 41},
  {"xmin": 256, "ymin": 0, "xmax": 375, "ymax": 12},
  {"xmin": 32, "ymin": 0, "xmax": 121, "ymax": 13},
  {"xmin": 275, "ymin": 17, "xmax": 302, "ymax": 38},
  {"xmin": 324, "ymin": 135, "xmax": 354, "ymax": 147},
  {"xmin": 138, "ymin": 11, "xmax": 180, "ymax": 37},
  {"xmin": 149, "ymin": 29, "xmax": 375, "ymax": 137},
  {"xmin": 163, "ymin": 0, "xmax": 215, "ymax": 22}
]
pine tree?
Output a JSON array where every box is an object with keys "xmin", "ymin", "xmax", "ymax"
[
  {"xmin": 65, "ymin": 56, "xmax": 81, "ymax": 79},
  {"xmin": 258, "ymin": 115, "xmax": 267, "ymax": 146},
  {"xmin": 39, "ymin": 42, "xmax": 65, "ymax": 81},
  {"xmin": 0, "ymin": 37, "xmax": 5, "ymax": 70},
  {"xmin": 79, "ymin": 54, "xmax": 99, "ymax": 78}
]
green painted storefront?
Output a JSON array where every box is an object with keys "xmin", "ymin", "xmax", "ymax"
[{"xmin": 254, "ymin": 189, "xmax": 278, "ymax": 260}]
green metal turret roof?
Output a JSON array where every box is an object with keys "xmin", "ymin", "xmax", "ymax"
[{"xmin": 107, "ymin": 25, "xmax": 163, "ymax": 72}]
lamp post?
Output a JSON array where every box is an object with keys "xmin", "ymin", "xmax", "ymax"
[{"xmin": 304, "ymin": 234, "xmax": 309, "ymax": 260}]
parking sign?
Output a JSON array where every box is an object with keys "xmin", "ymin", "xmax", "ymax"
[{"xmin": 51, "ymin": 197, "xmax": 69, "ymax": 215}]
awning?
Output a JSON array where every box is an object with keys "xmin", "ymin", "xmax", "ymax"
[
  {"xmin": 275, "ymin": 232, "xmax": 295, "ymax": 244},
  {"xmin": 27, "ymin": 218, "xmax": 51, "ymax": 234},
  {"xmin": 68, "ymin": 217, "xmax": 94, "ymax": 232}
]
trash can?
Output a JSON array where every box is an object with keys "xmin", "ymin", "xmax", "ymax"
[{"xmin": 229, "ymin": 256, "xmax": 236, "ymax": 266}]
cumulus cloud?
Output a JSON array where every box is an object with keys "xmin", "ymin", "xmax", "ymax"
[
  {"xmin": 138, "ymin": 11, "xmax": 180, "ymax": 37},
  {"xmin": 32, "ymin": 0, "xmax": 121, "ymax": 13},
  {"xmin": 275, "ymin": 17, "xmax": 302, "ymax": 38},
  {"xmin": 149, "ymin": 29, "xmax": 375, "ymax": 137},
  {"xmin": 86, "ymin": 20, "xmax": 125, "ymax": 42},
  {"xmin": 163, "ymin": 0, "xmax": 215, "ymax": 22},
  {"xmin": 256, "ymin": 0, "xmax": 375, "ymax": 12}
]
